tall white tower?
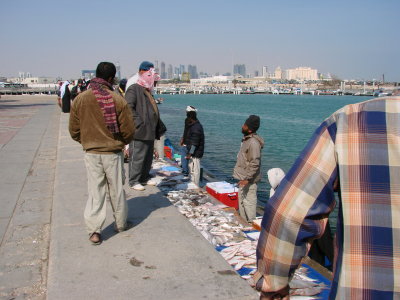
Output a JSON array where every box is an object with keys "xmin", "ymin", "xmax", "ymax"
[
  {"xmin": 262, "ymin": 66, "xmax": 268, "ymax": 78},
  {"xmin": 116, "ymin": 62, "xmax": 121, "ymax": 79}
]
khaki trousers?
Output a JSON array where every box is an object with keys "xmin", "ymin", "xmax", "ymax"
[
  {"xmin": 84, "ymin": 152, "xmax": 127, "ymax": 234},
  {"xmin": 238, "ymin": 182, "xmax": 257, "ymax": 222},
  {"xmin": 189, "ymin": 157, "xmax": 201, "ymax": 187}
]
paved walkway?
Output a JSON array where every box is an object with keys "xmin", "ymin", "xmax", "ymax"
[
  {"xmin": 0, "ymin": 95, "xmax": 59, "ymax": 299},
  {"xmin": 0, "ymin": 95, "xmax": 258, "ymax": 300}
]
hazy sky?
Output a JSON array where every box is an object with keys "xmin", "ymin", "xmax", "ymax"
[{"xmin": 1, "ymin": 0, "xmax": 399, "ymax": 81}]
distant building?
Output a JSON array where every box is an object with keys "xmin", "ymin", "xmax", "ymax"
[
  {"xmin": 16, "ymin": 77, "xmax": 56, "ymax": 84},
  {"xmin": 254, "ymin": 70, "xmax": 259, "ymax": 77},
  {"xmin": 154, "ymin": 60, "xmax": 159, "ymax": 74},
  {"xmin": 233, "ymin": 64, "xmax": 246, "ymax": 77},
  {"xmin": 271, "ymin": 66, "xmax": 282, "ymax": 80},
  {"xmin": 167, "ymin": 64, "xmax": 173, "ymax": 79},
  {"xmin": 18, "ymin": 72, "xmax": 31, "ymax": 80},
  {"xmin": 191, "ymin": 75, "xmax": 233, "ymax": 86},
  {"xmin": 116, "ymin": 62, "xmax": 121, "ymax": 79},
  {"xmin": 285, "ymin": 67, "xmax": 318, "ymax": 81},
  {"xmin": 160, "ymin": 62, "xmax": 166, "ymax": 79},
  {"xmin": 174, "ymin": 67, "xmax": 180, "ymax": 79},
  {"xmin": 188, "ymin": 64, "xmax": 198, "ymax": 79},
  {"xmin": 82, "ymin": 70, "xmax": 96, "ymax": 80},
  {"xmin": 262, "ymin": 66, "xmax": 268, "ymax": 78},
  {"xmin": 179, "ymin": 64, "xmax": 185, "ymax": 75}
]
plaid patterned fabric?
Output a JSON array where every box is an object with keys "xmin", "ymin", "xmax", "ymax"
[
  {"xmin": 255, "ymin": 96, "xmax": 400, "ymax": 299},
  {"xmin": 90, "ymin": 77, "xmax": 120, "ymax": 134}
]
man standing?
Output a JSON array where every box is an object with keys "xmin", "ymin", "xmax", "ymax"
[
  {"xmin": 180, "ymin": 105, "xmax": 198, "ymax": 178},
  {"xmin": 70, "ymin": 79, "xmax": 85, "ymax": 101},
  {"xmin": 255, "ymin": 96, "xmax": 400, "ymax": 299},
  {"xmin": 182, "ymin": 109, "xmax": 204, "ymax": 187},
  {"xmin": 60, "ymin": 80, "xmax": 71, "ymax": 113},
  {"xmin": 69, "ymin": 62, "xmax": 134, "ymax": 245},
  {"xmin": 233, "ymin": 115, "xmax": 264, "ymax": 223},
  {"xmin": 117, "ymin": 78, "xmax": 127, "ymax": 97},
  {"xmin": 125, "ymin": 61, "xmax": 161, "ymax": 191}
]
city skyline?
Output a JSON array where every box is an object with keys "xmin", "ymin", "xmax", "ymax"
[{"xmin": 1, "ymin": 0, "xmax": 399, "ymax": 81}]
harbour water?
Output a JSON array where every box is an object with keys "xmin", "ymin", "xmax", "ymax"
[{"xmin": 158, "ymin": 94, "xmax": 372, "ymax": 207}]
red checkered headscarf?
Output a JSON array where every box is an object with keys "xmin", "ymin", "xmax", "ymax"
[{"xmin": 89, "ymin": 77, "xmax": 119, "ymax": 134}]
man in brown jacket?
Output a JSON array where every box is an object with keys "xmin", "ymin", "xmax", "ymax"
[
  {"xmin": 233, "ymin": 115, "xmax": 264, "ymax": 223},
  {"xmin": 69, "ymin": 62, "xmax": 135, "ymax": 245}
]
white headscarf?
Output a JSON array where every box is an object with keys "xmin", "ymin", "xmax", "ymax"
[
  {"xmin": 60, "ymin": 81, "xmax": 70, "ymax": 98},
  {"xmin": 126, "ymin": 68, "xmax": 160, "ymax": 92},
  {"xmin": 267, "ymin": 168, "xmax": 285, "ymax": 198},
  {"xmin": 125, "ymin": 73, "xmax": 139, "ymax": 91},
  {"xmin": 186, "ymin": 105, "xmax": 197, "ymax": 112}
]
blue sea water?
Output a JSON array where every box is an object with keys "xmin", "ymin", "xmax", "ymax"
[{"xmin": 158, "ymin": 94, "xmax": 372, "ymax": 206}]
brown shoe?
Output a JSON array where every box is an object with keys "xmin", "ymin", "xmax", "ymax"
[{"xmin": 89, "ymin": 232, "xmax": 102, "ymax": 245}]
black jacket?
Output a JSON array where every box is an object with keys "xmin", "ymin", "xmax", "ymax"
[
  {"xmin": 125, "ymin": 84, "xmax": 159, "ymax": 141},
  {"xmin": 61, "ymin": 85, "xmax": 71, "ymax": 113},
  {"xmin": 185, "ymin": 120, "xmax": 205, "ymax": 158}
]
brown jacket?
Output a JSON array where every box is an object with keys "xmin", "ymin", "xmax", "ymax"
[
  {"xmin": 69, "ymin": 88, "xmax": 135, "ymax": 154},
  {"xmin": 233, "ymin": 133, "xmax": 264, "ymax": 183}
]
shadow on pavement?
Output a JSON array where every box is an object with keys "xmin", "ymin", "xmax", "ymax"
[
  {"xmin": 0, "ymin": 99, "xmax": 18, "ymax": 103},
  {"xmin": 0, "ymin": 103, "xmax": 55, "ymax": 110},
  {"xmin": 101, "ymin": 190, "xmax": 172, "ymax": 241}
]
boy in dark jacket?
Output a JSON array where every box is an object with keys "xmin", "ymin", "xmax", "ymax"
[{"xmin": 182, "ymin": 109, "xmax": 204, "ymax": 187}]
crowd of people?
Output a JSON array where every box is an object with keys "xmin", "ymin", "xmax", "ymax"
[
  {"xmin": 66, "ymin": 61, "xmax": 207, "ymax": 244},
  {"xmin": 64, "ymin": 60, "xmax": 400, "ymax": 299}
]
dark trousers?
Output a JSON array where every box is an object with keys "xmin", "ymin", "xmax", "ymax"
[
  {"xmin": 129, "ymin": 139, "xmax": 154, "ymax": 186},
  {"xmin": 308, "ymin": 220, "xmax": 334, "ymax": 270}
]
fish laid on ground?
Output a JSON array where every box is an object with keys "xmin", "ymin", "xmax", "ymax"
[{"xmin": 154, "ymin": 160, "xmax": 327, "ymax": 298}]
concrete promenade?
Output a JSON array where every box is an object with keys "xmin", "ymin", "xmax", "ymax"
[{"xmin": 0, "ymin": 95, "xmax": 258, "ymax": 300}]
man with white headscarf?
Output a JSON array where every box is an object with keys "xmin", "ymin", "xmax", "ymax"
[
  {"xmin": 125, "ymin": 61, "xmax": 162, "ymax": 191},
  {"xmin": 60, "ymin": 80, "xmax": 71, "ymax": 113},
  {"xmin": 180, "ymin": 105, "xmax": 197, "ymax": 178},
  {"xmin": 267, "ymin": 168, "xmax": 285, "ymax": 198}
]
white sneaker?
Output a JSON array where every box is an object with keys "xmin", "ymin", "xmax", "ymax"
[
  {"xmin": 146, "ymin": 179, "xmax": 157, "ymax": 186},
  {"xmin": 131, "ymin": 184, "xmax": 145, "ymax": 191}
]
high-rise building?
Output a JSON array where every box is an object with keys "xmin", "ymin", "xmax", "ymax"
[
  {"xmin": 254, "ymin": 70, "xmax": 259, "ymax": 77},
  {"xmin": 167, "ymin": 64, "xmax": 173, "ymax": 79},
  {"xmin": 160, "ymin": 62, "xmax": 166, "ymax": 79},
  {"xmin": 233, "ymin": 64, "xmax": 246, "ymax": 77},
  {"xmin": 116, "ymin": 62, "xmax": 121, "ymax": 79},
  {"xmin": 154, "ymin": 60, "xmax": 159, "ymax": 73},
  {"xmin": 174, "ymin": 67, "xmax": 180, "ymax": 78},
  {"xmin": 262, "ymin": 66, "xmax": 268, "ymax": 78},
  {"xmin": 188, "ymin": 64, "xmax": 198, "ymax": 79},
  {"xmin": 179, "ymin": 64, "xmax": 185, "ymax": 75}
]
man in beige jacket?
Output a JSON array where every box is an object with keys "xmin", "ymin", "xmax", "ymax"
[
  {"xmin": 69, "ymin": 62, "xmax": 134, "ymax": 245},
  {"xmin": 233, "ymin": 115, "xmax": 264, "ymax": 223}
]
